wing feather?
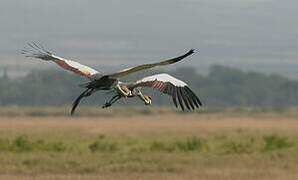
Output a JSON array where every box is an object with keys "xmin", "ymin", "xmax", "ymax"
[
  {"xmin": 185, "ymin": 86, "xmax": 202, "ymax": 106},
  {"xmin": 129, "ymin": 73, "xmax": 201, "ymax": 110},
  {"xmin": 22, "ymin": 43, "xmax": 101, "ymax": 80},
  {"xmin": 184, "ymin": 88, "xmax": 195, "ymax": 110},
  {"xmin": 176, "ymin": 88, "xmax": 185, "ymax": 111},
  {"xmin": 180, "ymin": 87, "xmax": 191, "ymax": 110},
  {"xmin": 172, "ymin": 87, "xmax": 178, "ymax": 108},
  {"xmin": 107, "ymin": 49, "xmax": 195, "ymax": 78}
]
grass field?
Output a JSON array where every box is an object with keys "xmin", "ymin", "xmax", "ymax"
[{"xmin": 0, "ymin": 107, "xmax": 298, "ymax": 179}]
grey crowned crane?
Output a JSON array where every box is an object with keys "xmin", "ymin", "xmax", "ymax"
[{"xmin": 22, "ymin": 43, "xmax": 202, "ymax": 115}]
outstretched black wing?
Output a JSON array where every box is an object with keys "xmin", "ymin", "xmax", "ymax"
[{"xmin": 106, "ymin": 49, "xmax": 195, "ymax": 78}]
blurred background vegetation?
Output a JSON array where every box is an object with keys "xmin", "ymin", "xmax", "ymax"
[{"xmin": 0, "ymin": 64, "xmax": 297, "ymax": 108}]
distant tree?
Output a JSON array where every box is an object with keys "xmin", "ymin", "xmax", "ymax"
[{"xmin": 0, "ymin": 65, "xmax": 297, "ymax": 107}]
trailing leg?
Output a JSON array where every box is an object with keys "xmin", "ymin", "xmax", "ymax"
[{"xmin": 102, "ymin": 95, "xmax": 121, "ymax": 108}]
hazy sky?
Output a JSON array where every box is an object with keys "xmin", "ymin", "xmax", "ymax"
[{"xmin": 0, "ymin": 0, "xmax": 297, "ymax": 74}]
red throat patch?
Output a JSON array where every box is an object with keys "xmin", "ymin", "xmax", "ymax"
[{"xmin": 124, "ymin": 96, "xmax": 128, "ymax": 99}]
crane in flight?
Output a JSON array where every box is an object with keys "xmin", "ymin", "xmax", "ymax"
[{"xmin": 22, "ymin": 43, "xmax": 202, "ymax": 115}]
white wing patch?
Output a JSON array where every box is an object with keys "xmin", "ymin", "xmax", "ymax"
[
  {"xmin": 50, "ymin": 55, "xmax": 99, "ymax": 78},
  {"xmin": 137, "ymin": 73, "xmax": 187, "ymax": 87},
  {"xmin": 56, "ymin": 57, "xmax": 99, "ymax": 76}
]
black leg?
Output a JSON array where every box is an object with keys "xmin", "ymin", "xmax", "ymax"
[{"xmin": 102, "ymin": 95, "xmax": 121, "ymax": 108}]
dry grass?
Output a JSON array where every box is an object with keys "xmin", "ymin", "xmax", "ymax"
[
  {"xmin": 0, "ymin": 113, "xmax": 297, "ymax": 137},
  {"xmin": 0, "ymin": 108, "xmax": 298, "ymax": 179}
]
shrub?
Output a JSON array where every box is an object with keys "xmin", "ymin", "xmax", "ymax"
[
  {"xmin": 89, "ymin": 140, "xmax": 119, "ymax": 153},
  {"xmin": 222, "ymin": 138, "xmax": 255, "ymax": 154},
  {"xmin": 13, "ymin": 136, "xmax": 34, "ymax": 152},
  {"xmin": 150, "ymin": 137, "xmax": 207, "ymax": 152},
  {"xmin": 262, "ymin": 135, "xmax": 293, "ymax": 152},
  {"xmin": 173, "ymin": 137, "xmax": 206, "ymax": 151},
  {"xmin": 52, "ymin": 142, "xmax": 67, "ymax": 152},
  {"xmin": 150, "ymin": 141, "xmax": 166, "ymax": 151}
]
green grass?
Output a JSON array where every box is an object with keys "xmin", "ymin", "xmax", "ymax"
[
  {"xmin": 0, "ymin": 136, "xmax": 67, "ymax": 153},
  {"xmin": 0, "ymin": 132, "xmax": 296, "ymax": 176},
  {"xmin": 0, "ymin": 133, "xmax": 296, "ymax": 155}
]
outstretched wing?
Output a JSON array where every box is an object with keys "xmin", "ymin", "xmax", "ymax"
[
  {"xmin": 22, "ymin": 42, "xmax": 102, "ymax": 80},
  {"xmin": 106, "ymin": 49, "xmax": 195, "ymax": 78},
  {"xmin": 129, "ymin": 73, "xmax": 202, "ymax": 111}
]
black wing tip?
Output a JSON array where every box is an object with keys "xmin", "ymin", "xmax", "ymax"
[
  {"xmin": 184, "ymin": 86, "xmax": 203, "ymax": 109},
  {"xmin": 179, "ymin": 87, "xmax": 191, "ymax": 110},
  {"xmin": 179, "ymin": 49, "xmax": 195, "ymax": 60},
  {"xmin": 187, "ymin": 49, "xmax": 196, "ymax": 56},
  {"xmin": 182, "ymin": 88, "xmax": 195, "ymax": 110},
  {"xmin": 176, "ymin": 88, "xmax": 185, "ymax": 111},
  {"xmin": 197, "ymin": 97, "xmax": 203, "ymax": 106},
  {"xmin": 171, "ymin": 85, "xmax": 201, "ymax": 111}
]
